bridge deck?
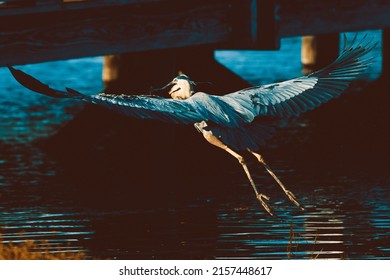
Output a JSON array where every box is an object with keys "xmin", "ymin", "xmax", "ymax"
[{"xmin": 0, "ymin": 0, "xmax": 389, "ymax": 66}]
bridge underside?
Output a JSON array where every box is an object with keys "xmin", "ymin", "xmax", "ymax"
[{"xmin": 0, "ymin": 0, "xmax": 389, "ymax": 66}]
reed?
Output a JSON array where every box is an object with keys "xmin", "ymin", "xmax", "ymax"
[
  {"xmin": 287, "ymin": 222, "xmax": 321, "ymax": 259},
  {"xmin": 287, "ymin": 221, "xmax": 298, "ymax": 259}
]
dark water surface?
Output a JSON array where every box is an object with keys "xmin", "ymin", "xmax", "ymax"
[{"xmin": 0, "ymin": 31, "xmax": 389, "ymax": 259}]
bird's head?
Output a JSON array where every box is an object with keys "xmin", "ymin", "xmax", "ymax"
[
  {"xmin": 157, "ymin": 74, "xmax": 196, "ymax": 100},
  {"xmin": 151, "ymin": 74, "xmax": 212, "ymax": 99},
  {"xmin": 168, "ymin": 74, "xmax": 196, "ymax": 100}
]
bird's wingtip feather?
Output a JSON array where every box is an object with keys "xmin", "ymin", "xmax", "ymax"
[{"xmin": 8, "ymin": 66, "xmax": 69, "ymax": 98}]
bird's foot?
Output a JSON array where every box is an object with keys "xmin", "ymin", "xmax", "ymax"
[
  {"xmin": 284, "ymin": 189, "xmax": 304, "ymax": 211},
  {"xmin": 257, "ymin": 194, "xmax": 273, "ymax": 216}
]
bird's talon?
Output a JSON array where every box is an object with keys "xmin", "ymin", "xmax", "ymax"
[
  {"xmin": 286, "ymin": 190, "xmax": 296, "ymax": 199},
  {"xmin": 285, "ymin": 190, "xmax": 304, "ymax": 210},
  {"xmin": 257, "ymin": 194, "xmax": 273, "ymax": 216}
]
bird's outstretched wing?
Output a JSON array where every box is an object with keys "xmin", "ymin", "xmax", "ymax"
[
  {"xmin": 8, "ymin": 65, "xmax": 246, "ymax": 127},
  {"xmin": 8, "ymin": 35, "xmax": 375, "ymax": 128},
  {"xmin": 222, "ymin": 35, "xmax": 376, "ymax": 119}
]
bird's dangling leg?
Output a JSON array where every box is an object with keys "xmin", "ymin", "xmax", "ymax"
[
  {"xmin": 248, "ymin": 149, "xmax": 304, "ymax": 211},
  {"xmin": 223, "ymin": 147, "xmax": 273, "ymax": 216},
  {"xmin": 195, "ymin": 122, "xmax": 273, "ymax": 215}
]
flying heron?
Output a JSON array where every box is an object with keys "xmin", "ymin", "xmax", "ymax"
[{"xmin": 8, "ymin": 36, "xmax": 375, "ymax": 216}]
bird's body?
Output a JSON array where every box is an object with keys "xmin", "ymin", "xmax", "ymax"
[{"xmin": 8, "ymin": 36, "xmax": 375, "ymax": 216}]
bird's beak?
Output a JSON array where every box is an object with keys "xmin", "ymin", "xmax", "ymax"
[
  {"xmin": 150, "ymin": 80, "xmax": 174, "ymax": 95},
  {"xmin": 161, "ymin": 81, "xmax": 175, "ymax": 91}
]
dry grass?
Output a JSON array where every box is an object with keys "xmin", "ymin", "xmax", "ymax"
[{"xmin": 0, "ymin": 237, "xmax": 87, "ymax": 260}]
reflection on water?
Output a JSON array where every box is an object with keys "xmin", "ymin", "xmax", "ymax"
[{"xmin": 0, "ymin": 31, "xmax": 389, "ymax": 259}]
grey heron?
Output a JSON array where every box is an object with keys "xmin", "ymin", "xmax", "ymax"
[{"xmin": 8, "ymin": 36, "xmax": 375, "ymax": 216}]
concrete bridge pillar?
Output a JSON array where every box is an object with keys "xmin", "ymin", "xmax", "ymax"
[{"xmin": 301, "ymin": 33, "xmax": 340, "ymax": 74}]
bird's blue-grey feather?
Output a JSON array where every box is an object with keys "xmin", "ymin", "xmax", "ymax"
[
  {"xmin": 86, "ymin": 91, "xmax": 255, "ymax": 128},
  {"xmin": 223, "ymin": 37, "xmax": 375, "ymax": 119},
  {"xmin": 91, "ymin": 94, "xmax": 203, "ymax": 125},
  {"xmin": 207, "ymin": 120, "xmax": 275, "ymax": 151}
]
